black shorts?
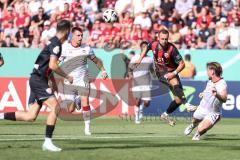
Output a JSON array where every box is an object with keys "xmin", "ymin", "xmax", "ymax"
[
  {"xmin": 157, "ymin": 72, "xmax": 183, "ymax": 97},
  {"xmin": 28, "ymin": 74, "xmax": 54, "ymax": 105}
]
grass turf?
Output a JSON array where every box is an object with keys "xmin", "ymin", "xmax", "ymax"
[{"xmin": 0, "ymin": 116, "xmax": 239, "ymax": 160}]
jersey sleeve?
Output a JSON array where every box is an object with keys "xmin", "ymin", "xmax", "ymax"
[
  {"xmin": 146, "ymin": 42, "xmax": 152, "ymax": 52},
  {"xmin": 49, "ymin": 41, "xmax": 61, "ymax": 58},
  {"xmin": 88, "ymin": 46, "xmax": 96, "ymax": 60},
  {"xmin": 59, "ymin": 43, "xmax": 67, "ymax": 62},
  {"xmin": 217, "ymin": 80, "xmax": 228, "ymax": 93},
  {"xmin": 171, "ymin": 45, "xmax": 183, "ymax": 64}
]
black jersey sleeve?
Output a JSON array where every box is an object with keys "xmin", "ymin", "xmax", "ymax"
[
  {"xmin": 147, "ymin": 42, "xmax": 152, "ymax": 52},
  {"xmin": 171, "ymin": 45, "xmax": 183, "ymax": 65},
  {"xmin": 49, "ymin": 41, "xmax": 61, "ymax": 58}
]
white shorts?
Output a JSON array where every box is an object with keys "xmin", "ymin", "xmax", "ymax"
[
  {"xmin": 132, "ymin": 85, "xmax": 152, "ymax": 101},
  {"xmin": 193, "ymin": 107, "xmax": 221, "ymax": 125},
  {"xmin": 62, "ymin": 80, "xmax": 90, "ymax": 101}
]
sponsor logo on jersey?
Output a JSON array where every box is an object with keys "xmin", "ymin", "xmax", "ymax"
[
  {"xmin": 164, "ymin": 52, "xmax": 169, "ymax": 58},
  {"xmin": 53, "ymin": 46, "xmax": 60, "ymax": 54},
  {"xmin": 46, "ymin": 88, "xmax": 52, "ymax": 94}
]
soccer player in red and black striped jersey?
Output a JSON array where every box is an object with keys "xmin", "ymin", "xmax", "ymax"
[
  {"xmin": 135, "ymin": 29, "xmax": 193, "ymax": 126},
  {"xmin": 0, "ymin": 20, "xmax": 72, "ymax": 151}
]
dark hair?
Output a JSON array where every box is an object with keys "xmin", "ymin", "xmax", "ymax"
[
  {"xmin": 185, "ymin": 54, "xmax": 191, "ymax": 61},
  {"xmin": 71, "ymin": 27, "xmax": 83, "ymax": 33},
  {"xmin": 159, "ymin": 29, "xmax": 169, "ymax": 36},
  {"xmin": 207, "ymin": 62, "xmax": 222, "ymax": 77},
  {"xmin": 129, "ymin": 50, "xmax": 135, "ymax": 55},
  {"xmin": 140, "ymin": 41, "xmax": 148, "ymax": 48},
  {"xmin": 57, "ymin": 20, "xmax": 71, "ymax": 32},
  {"xmin": 38, "ymin": 7, "xmax": 44, "ymax": 10}
]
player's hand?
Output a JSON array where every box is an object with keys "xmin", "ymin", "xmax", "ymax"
[
  {"xmin": 164, "ymin": 72, "xmax": 175, "ymax": 80},
  {"xmin": 102, "ymin": 71, "xmax": 108, "ymax": 80},
  {"xmin": 212, "ymin": 87, "xmax": 217, "ymax": 96},
  {"xmin": 199, "ymin": 92, "xmax": 203, "ymax": 98},
  {"xmin": 126, "ymin": 74, "xmax": 133, "ymax": 80},
  {"xmin": 66, "ymin": 75, "xmax": 73, "ymax": 84},
  {"xmin": 134, "ymin": 58, "xmax": 142, "ymax": 65}
]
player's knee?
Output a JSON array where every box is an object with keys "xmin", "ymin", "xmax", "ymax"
[
  {"xmin": 68, "ymin": 106, "xmax": 75, "ymax": 113},
  {"xmin": 50, "ymin": 105, "xmax": 61, "ymax": 116},
  {"xmin": 67, "ymin": 103, "xmax": 75, "ymax": 113},
  {"xmin": 197, "ymin": 123, "xmax": 206, "ymax": 133},
  {"xmin": 174, "ymin": 97, "xmax": 182, "ymax": 104},
  {"xmin": 173, "ymin": 85, "xmax": 186, "ymax": 103},
  {"xmin": 26, "ymin": 113, "xmax": 37, "ymax": 122}
]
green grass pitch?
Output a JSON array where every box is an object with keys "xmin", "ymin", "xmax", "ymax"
[{"xmin": 0, "ymin": 116, "xmax": 239, "ymax": 160}]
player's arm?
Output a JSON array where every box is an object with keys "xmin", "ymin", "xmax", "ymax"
[
  {"xmin": 91, "ymin": 56, "xmax": 108, "ymax": 79},
  {"xmin": 49, "ymin": 56, "xmax": 73, "ymax": 83},
  {"xmin": 127, "ymin": 60, "xmax": 135, "ymax": 79},
  {"xmin": 213, "ymin": 87, "xmax": 228, "ymax": 103},
  {"xmin": 49, "ymin": 44, "xmax": 73, "ymax": 83},
  {"xmin": 149, "ymin": 62, "xmax": 157, "ymax": 78},
  {"xmin": 174, "ymin": 60, "xmax": 185, "ymax": 75},
  {"xmin": 48, "ymin": 74, "xmax": 58, "ymax": 92},
  {"xmin": 135, "ymin": 43, "xmax": 150, "ymax": 64},
  {"xmin": 164, "ymin": 46, "xmax": 185, "ymax": 80},
  {"xmin": 88, "ymin": 47, "xmax": 108, "ymax": 79}
]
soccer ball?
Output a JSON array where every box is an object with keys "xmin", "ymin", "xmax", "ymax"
[{"xmin": 103, "ymin": 9, "xmax": 118, "ymax": 23}]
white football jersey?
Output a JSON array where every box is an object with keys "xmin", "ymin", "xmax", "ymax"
[
  {"xmin": 60, "ymin": 42, "xmax": 96, "ymax": 84},
  {"xmin": 199, "ymin": 79, "xmax": 227, "ymax": 114},
  {"xmin": 130, "ymin": 54, "xmax": 153, "ymax": 78}
]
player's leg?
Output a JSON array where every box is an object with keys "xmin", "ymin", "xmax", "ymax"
[
  {"xmin": 81, "ymin": 95, "xmax": 91, "ymax": 135},
  {"xmin": 184, "ymin": 107, "xmax": 206, "ymax": 136},
  {"xmin": 0, "ymin": 90, "xmax": 41, "ymax": 122},
  {"xmin": 160, "ymin": 77, "xmax": 184, "ymax": 126},
  {"xmin": 42, "ymin": 96, "xmax": 62, "ymax": 151},
  {"xmin": 134, "ymin": 98, "xmax": 141, "ymax": 124},
  {"xmin": 32, "ymin": 76, "xmax": 62, "ymax": 151},
  {"xmin": 192, "ymin": 113, "xmax": 221, "ymax": 140},
  {"xmin": 76, "ymin": 80, "xmax": 91, "ymax": 135},
  {"xmin": 63, "ymin": 93, "xmax": 76, "ymax": 113},
  {"xmin": 184, "ymin": 118, "xmax": 201, "ymax": 135},
  {"xmin": 0, "ymin": 103, "xmax": 41, "ymax": 121},
  {"xmin": 139, "ymin": 99, "xmax": 150, "ymax": 121}
]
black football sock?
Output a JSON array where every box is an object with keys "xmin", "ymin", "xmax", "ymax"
[
  {"xmin": 45, "ymin": 125, "xmax": 55, "ymax": 138},
  {"xmin": 4, "ymin": 112, "xmax": 16, "ymax": 121},
  {"xmin": 166, "ymin": 101, "xmax": 180, "ymax": 114}
]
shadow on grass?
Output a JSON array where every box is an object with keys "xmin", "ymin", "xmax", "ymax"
[
  {"xmin": 93, "ymin": 132, "xmax": 155, "ymax": 135},
  {"xmin": 204, "ymin": 134, "xmax": 240, "ymax": 141}
]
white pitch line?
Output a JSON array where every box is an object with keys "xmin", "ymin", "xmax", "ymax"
[{"xmin": 0, "ymin": 135, "xmax": 180, "ymax": 141}]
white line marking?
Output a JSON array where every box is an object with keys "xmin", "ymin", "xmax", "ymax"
[{"xmin": 0, "ymin": 135, "xmax": 180, "ymax": 141}]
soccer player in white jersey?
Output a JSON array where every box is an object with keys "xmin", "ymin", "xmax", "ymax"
[
  {"xmin": 60, "ymin": 27, "xmax": 108, "ymax": 135},
  {"xmin": 184, "ymin": 62, "xmax": 228, "ymax": 140},
  {"xmin": 128, "ymin": 41, "xmax": 154, "ymax": 124}
]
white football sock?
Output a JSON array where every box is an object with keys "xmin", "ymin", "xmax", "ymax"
[
  {"xmin": 163, "ymin": 112, "xmax": 168, "ymax": 116},
  {"xmin": 83, "ymin": 111, "xmax": 91, "ymax": 130},
  {"xmin": 0, "ymin": 113, "xmax": 4, "ymax": 120},
  {"xmin": 139, "ymin": 103, "xmax": 144, "ymax": 120},
  {"xmin": 134, "ymin": 106, "xmax": 140, "ymax": 121},
  {"xmin": 44, "ymin": 137, "xmax": 52, "ymax": 144}
]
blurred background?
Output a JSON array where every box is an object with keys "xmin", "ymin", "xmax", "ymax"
[{"xmin": 0, "ymin": 0, "xmax": 239, "ymax": 118}]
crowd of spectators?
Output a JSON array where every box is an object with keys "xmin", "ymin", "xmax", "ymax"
[{"xmin": 0, "ymin": 0, "xmax": 239, "ymax": 50}]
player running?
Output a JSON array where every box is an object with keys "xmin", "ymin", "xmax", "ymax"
[
  {"xmin": 59, "ymin": 27, "xmax": 108, "ymax": 135},
  {"xmin": 184, "ymin": 62, "xmax": 228, "ymax": 140},
  {"xmin": 135, "ymin": 29, "xmax": 194, "ymax": 126},
  {"xmin": 0, "ymin": 20, "xmax": 72, "ymax": 152},
  {"xmin": 128, "ymin": 41, "xmax": 154, "ymax": 124}
]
